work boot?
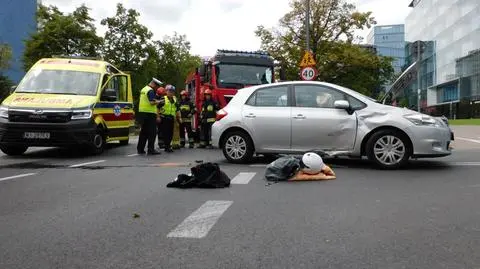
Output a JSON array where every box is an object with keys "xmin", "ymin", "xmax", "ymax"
[
  {"xmin": 189, "ymin": 144, "xmax": 194, "ymax": 149},
  {"xmin": 147, "ymin": 150, "xmax": 161, "ymax": 155},
  {"xmin": 206, "ymin": 145, "xmax": 214, "ymax": 149},
  {"xmin": 165, "ymin": 147, "xmax": 174, "ymax": 153}
]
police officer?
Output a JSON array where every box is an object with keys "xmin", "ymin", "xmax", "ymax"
[
  {"xmin": 199, "ymin": 89, "xmax": 219, "ymax": 149},
  {"xmin": 155, "ymin": 87, "xmax": 166, "ymax": 149},
  {"xmin": 137, "ymin": 78, "xmax": 163, "ymax": 155},
  {"xmin": 158, "ymin": 85, "xmax": 180, "ymax": 153},
  {"xmin": 179, "ymin": 90, "xmax": 196, "ymax": 148}
]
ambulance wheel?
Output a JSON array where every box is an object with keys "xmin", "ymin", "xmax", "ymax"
[
  {"xmin": 221, "ymin": 130, "xmax": 254, "ymax": 164},
  {"xmin": 89, "ymin": 128, "xmax": 105, "ymax": 155},
  {"xmin": 119, "ymin": 139, "xmax": 129, "ymax": 146},
  {"xmin": 0, "ymin": 145, "xmax": 28, "ymax": 156},
  {"xmin": 366, "ymin": 129, "xmax": 412, "ymax": 170}
]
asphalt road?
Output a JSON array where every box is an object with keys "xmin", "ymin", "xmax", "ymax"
[{"xmin": 1, "ymin": 139, "xmax": 480, "ymax": 269}]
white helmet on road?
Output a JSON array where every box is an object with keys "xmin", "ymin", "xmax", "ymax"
[{"xmin": 301, "ymin": 152, "xmax": 325, "ymax": 174}]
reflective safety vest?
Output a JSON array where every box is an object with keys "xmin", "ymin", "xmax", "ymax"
[
  {"xmin": 163, "ymin": 96, "xmax": 177, "ymax": 117},
  {"xmin": 138, "ymin": 86, "xmax": 157, "ymax": 114},
  {"xmin": 179, "ymin": 100, "xmax": 194, "ymax": 122},
  {"xmin": 202, "ymin": 101, "xmax": 217, "ymax": 123}
]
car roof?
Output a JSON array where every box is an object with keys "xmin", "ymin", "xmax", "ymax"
[{"xmin": 240, "ymin": 81, "xmax": 373, "ymax": 103}]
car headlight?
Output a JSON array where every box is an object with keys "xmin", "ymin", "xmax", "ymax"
[
  {"xmin": 71, "ymin": 109, "xmax": 93, "ymax": 120},
  {"xmin": 0, "ymin": 106, "xmax": 8, "ymax": 119},
  {"xmin": 404, "ymin": 113, "xmax": 440, "ymax": 127}
]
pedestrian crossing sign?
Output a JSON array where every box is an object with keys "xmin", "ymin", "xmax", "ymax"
[{"xmin": 299, "ymin": 51, "xmax": 316, "ymax": 67}]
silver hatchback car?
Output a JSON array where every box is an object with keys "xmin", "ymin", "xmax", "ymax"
[{"xmin": 212, "ymin": 81, "xmax": 452, "ymax": 169}]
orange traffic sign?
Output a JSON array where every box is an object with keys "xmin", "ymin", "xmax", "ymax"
[{"xmin": 299, "ymin": 51, "xmax": 316, "ymax": 67}]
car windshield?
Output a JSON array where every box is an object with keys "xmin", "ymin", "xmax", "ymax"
[
  {"xmin": 216, "ymin": 64, "xmax": 273, "ymax": 88},
  {"xmin": 15, "ymin": 69, "xmax": 101, "ymax": 96}
]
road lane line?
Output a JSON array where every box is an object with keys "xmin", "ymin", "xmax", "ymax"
[
  {"xmin": 451, "ymin": 162, "xmax": 480, "ymax": 166},
  {"xmin": 0, "ymin": 173, "xmax": 37, "ymax": 182},
  {"xmin": 167, "ymin": 200, "xmax": 233, "ymax": 239},
  {"xmin": 231, "ymin": 172, "xmax": 256, "ymax": 184},
  {"xmin": 127, "ymin": 153, "xmax": 139, "ymax": 157},
  {"xmin": 69, "ymin": 160, "xmax": 106, "ymax": 168},
  {"xmin": 456, "ymin": 137, "xmax": 480, "ymax": 144}
]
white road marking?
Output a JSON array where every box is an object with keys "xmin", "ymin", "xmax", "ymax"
[
  {"xmin": 127, "ymin": 153, "xmax": 139, "ymax": 157},
  {"xmin": 456, "ymin": 137, "xmax": 480, "ymax": 144},
  {"xmin": 231, "ymin": 172, "xmax": 256, "ymax": 184},
  {"xmin": 450, "ymin": 162, "xmax": 480, "ymax": 166},
  {"xmin": 167, "ymin": 200, "xmax": 233, "ymax": 239},
  {"xmin": 69, "ymin": 160, "xmax": 106, "ymax": 168},
  {"xmin": 0, "ymin": 173, "xmax": 37, "ymax": 182}
]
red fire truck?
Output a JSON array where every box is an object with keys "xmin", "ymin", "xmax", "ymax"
[{"xmin": 185, "ymin": 49, "xmax": 281, "ymax": 137}]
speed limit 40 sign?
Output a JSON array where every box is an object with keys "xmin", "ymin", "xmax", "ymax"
[{"xmin": 300, "ymin": 66, "xmax": 317, "ymax": 81}]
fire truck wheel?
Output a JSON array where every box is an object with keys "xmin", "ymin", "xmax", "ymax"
[{"xmin": 221, "ymin": 130, "xmax": 254, "ymax": 164}]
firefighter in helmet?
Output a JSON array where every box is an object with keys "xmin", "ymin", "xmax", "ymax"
[
  {"xmin": 179, "ymin": 90, "xmax": 196, "ymax": 148},
  {"xmin": 199, "ymin": 88, "xmax": 219, "ymax": 149},
  {"xmin": 156, "ymin": 86, "xmax": 166, "ymax": 149}
]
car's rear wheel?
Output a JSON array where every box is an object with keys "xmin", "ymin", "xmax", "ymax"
[
  {"xmin": 222, "ymin": 131, "xmax": 254, "ymax": 164},
  {"xmin": 0, "ymin": 145, "xmax": 28, "ymax": 156},
  {"xmin": 366, "ymin": 129, "xmax": 411, "ymax": 170}
]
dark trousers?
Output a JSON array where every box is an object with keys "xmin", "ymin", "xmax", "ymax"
[
  {"xmin": 200, "ymin": 121, "xmax": 214, "ymax": 146},
  {"xmin": 137, "ymin": 113, "xmax": 157, "ymax": 153},
  {"xmin": 157, "ymin": 121, "xmax": 164, "ymax": 148},
  {"xmin": 161, "ymin": 116, "xmax": 174, "ymax": 149},
  {"xmin": 180, "ymin": 121, "xmax": 194, "ymax": 146}
]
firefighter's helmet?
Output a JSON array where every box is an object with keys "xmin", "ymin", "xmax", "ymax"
[
  {"xmin": 180, "ymin": 90, "xmax": 189, "ymax": 96},
  {"xmin": 204, "ymin": 89, "xmax": 212, "ymax": 95},
  {"xmin": 165, "ymin": 84, "xmax": 176, "ymax": 92},
  {"xmin": 156, "ymin": 87, "xmax": 165, "ymax": 96}
]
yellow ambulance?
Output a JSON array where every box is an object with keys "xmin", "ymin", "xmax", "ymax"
[{"xmin": 0, "ymin": 57, "xmax": 134, "ymax": 155}]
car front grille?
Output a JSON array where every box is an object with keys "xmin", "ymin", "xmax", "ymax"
[{"xmin": 8, "ymin": 109, "xmax": 71, "ymax": 123}]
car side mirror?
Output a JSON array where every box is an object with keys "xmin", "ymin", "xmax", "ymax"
[
  {"xmin": 101, "ymin": 88, "xmax": 117, "ymax": 102},
  {"xmin": 334, "ymin": 100, "xmax": 350, "ymax": 109},
  {"xmin": 10, "ymin": 85, "xmax": 17, "ymax": 94}
]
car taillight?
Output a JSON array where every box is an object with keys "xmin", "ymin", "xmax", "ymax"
[{"xmin": 216, "ymin": 109, "xmax": 228, "ymax": 121}]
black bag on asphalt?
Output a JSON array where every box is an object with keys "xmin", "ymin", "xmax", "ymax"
[
  {"xmin": 167, "ymin": 162, "xmax": 231, "ymax": 189},
  {"xmin": 264, "ymin": 156, "xmax": 301, "ymax": 182}
]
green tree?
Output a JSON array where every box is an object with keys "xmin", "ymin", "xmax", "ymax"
[
  {"xmin": 101, "ymin": 3, "xmax": 153, "ymax": 72},
  {"xmin": 255, "ymin": 0, "xmax": 394, "ymax": 96},
  {"xmin": 0, "ymin": 44, "xmax": 13, "ymax": 102},
  {"xmin": 23, "ymin": 4, "xmax": 103, "ymax": 71},
  {"xmin": 156, "ymin": 33, "xmax": 201, "ymax": 90}
]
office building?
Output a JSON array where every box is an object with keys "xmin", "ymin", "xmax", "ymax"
[
  {"xmin": 0, "ymin": 0, "xmax": 38, "ymax": 83},
  {"xmin": 367, "ymin": 24, "xmax": 406, "ymax": 75},
  {"xmin": 404, "ymin": 0, "xmax": 480, "ymax": 118}
]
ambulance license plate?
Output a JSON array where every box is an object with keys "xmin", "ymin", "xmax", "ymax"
[{"xmin": 23, "ymin": 132, "xmax": 50, "ymax": 139}]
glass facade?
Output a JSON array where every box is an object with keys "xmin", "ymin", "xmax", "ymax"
[
  {"xmin": 367, "ymin": 24, "xmax": 406, "ymax": 74},
  {"xmin": 0, "ymin": 0, "xmax": 38, "ymax": 83},
  {"xmin": 404, "ymin": 0, "xmax": 480, "ymax": 118}
]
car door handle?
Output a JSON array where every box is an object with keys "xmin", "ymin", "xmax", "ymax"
[
  {"xmin": 124, "ymin": 106, "xmax": 132, "ymax": 110},
  {"xmin": 293, "ymin": 114, "xmax": 306, "ymax": 119},
  {"xmin": 245, "ymin": 113, "xmax": 256, "ymax": 118}
]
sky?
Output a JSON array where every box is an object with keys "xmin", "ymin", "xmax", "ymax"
[{"xmin": 41, "ymin": 0, "xmax": 412, "ymax": 56}]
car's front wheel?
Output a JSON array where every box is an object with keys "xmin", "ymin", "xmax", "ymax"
[
  {"xmin": 89, "ymin": 128, "xmax": 106, "ymax": 155},
  {"xmin": 366, "ymin": 129, "xmax": 412, "ymax": 170},
  {"xmin": 0, "ymin": 145, "xmax": 28, "ymax": 156},
  {"xmin": 221, "ymin": 131, "xmax": 254, "ymax": 164}
]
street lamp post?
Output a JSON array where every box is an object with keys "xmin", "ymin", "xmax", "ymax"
[{"xmin": 305, "ymin": 0, "xmax": 310, "ymax": 51}]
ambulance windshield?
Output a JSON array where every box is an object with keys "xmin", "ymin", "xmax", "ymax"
[{"xmin": 15, "ymin": 69, "xmax": 101, "ymax": 96}]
